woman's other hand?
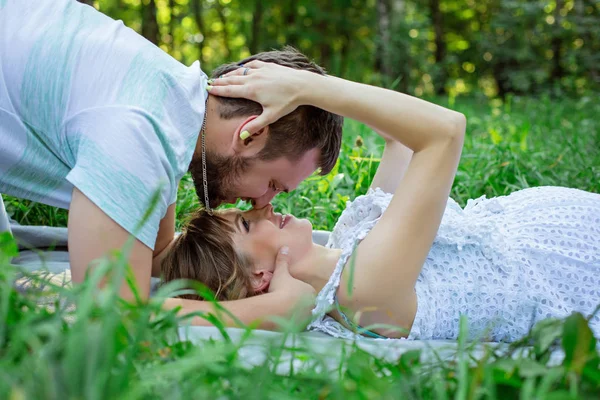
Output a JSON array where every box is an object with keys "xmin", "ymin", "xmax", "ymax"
[
  {"xmin": 207, "ymin": 61, "xmax": 310, "ymax": 135},
  {"xmin": 268, "ymin": 246, "xmax": 316, "ymax": 325}
]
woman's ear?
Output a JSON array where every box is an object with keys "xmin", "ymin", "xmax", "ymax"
[{"xmin": 251, "ymin": 269, "xmax": 273, "ymax": 293}]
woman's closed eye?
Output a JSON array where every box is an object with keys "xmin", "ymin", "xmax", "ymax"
[{"xmin": 242, "ymin": 216, "xmax": 250, "ymax": 232}]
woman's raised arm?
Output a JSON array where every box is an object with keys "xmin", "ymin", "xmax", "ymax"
[
  {"xmin": 369, "ymin": 136, "xmax": 413, "ymax": 194},
  {"xmin": 208, "ymin": 61, "xmax": 464, "ymax": 151},
  {"xmin": 209, "ymin": 63, "xmax": 466, "ymax": 335}
]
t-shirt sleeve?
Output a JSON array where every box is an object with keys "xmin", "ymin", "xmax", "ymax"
[{"xmin": 64, "ymin": 107, "xmax": 177, "ymax": 250}]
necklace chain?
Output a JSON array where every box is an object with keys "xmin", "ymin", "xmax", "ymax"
[{"xmin": 201, "ymin": 96, "xmax": 213, "ymax": 215}]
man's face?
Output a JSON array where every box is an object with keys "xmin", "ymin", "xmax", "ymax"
[{"xmin": 190, "ymin": 148, "xmax": 319, "ymax": 209}]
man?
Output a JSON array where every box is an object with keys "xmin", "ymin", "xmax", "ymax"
[{"xmin": 0, "ymin": 0, "xmax": 342, "ymax": 323}]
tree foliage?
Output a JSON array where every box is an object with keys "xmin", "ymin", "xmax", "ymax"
[{"xmin": 77, "ymin": 0, "xmax": 600, "ymax": 96}]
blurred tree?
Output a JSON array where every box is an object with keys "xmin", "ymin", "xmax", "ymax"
[
  {"xmin": 249, "ymin": 0, "xmax": 263, "ymax": 54},
  {"xmin": 214, "ymin": 0, "xmax": 231, "ymax": 59},
  {"xmin": 551, "ymin": 0, "xmax": 565, "ymax": 82},
  {"xmin": 88, "ymin": 0, "xmax": 599, "ymax": 97},
  {"xmin": 375, "ymin": 0, "xmax": 393, "ymax": 82},
  {"xmin": 141, "ymin": 0, "xmax": 159, "ymax": 45},
  {"xmin": 429, "ymin": 0, "xmax": 447, "ymax": 94},
  {"xmin": 191, "ymin": 0, "xmax": 207, "ymax": 65},
  {"xmin": 283, "ymin": 0, "xmax": 299, "ymax": 48}
]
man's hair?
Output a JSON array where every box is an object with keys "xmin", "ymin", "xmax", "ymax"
[
  {"xmin": 161, "ymin": 210, "xmax": 255, "ymax": 301},
  {"xmin": 211, "ymin": 47, "xmax": 343, "ymax": 175}
]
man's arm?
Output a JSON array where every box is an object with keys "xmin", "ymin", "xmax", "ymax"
[
  {"xmin": 151, "ymin": 203, "xmax": 176, "ymax": 277},
  {"xmin": 68, "ymin": 188, "xmax": 153, "ymax": 299},
  {"xmin": 68, "ymin": 191, "xmax": 314, "ymax": 327}
]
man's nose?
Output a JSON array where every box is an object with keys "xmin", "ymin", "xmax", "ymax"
[{"xmin": 252, "ymin": 193, "xmax": 277, "ymax": 209}]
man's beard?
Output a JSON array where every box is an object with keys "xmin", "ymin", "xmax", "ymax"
[{"xmin": 189, "ymin": 150, "xmax": 250, "ymax": 208}]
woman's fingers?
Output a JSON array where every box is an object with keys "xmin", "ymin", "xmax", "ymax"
[
  {"xmin": 221, "ymin": 67, "xmax": 252, "ymax": 78},
  {"xmin": 207, "ymin": 83, "xmax": 252, "ymax": 99},
  {"xmin": 275, "ymin": 246, "xmax": 290, "ymax": 271},
  {"xmin": 221, "ymin": 60, "xmax": 265, "ymax": 78},
  {"xmin": 208, "ymin": 60, "xmax": 302, "ymax": 134},
  {"xmin": 240, "ymin": 111, "xmax": 277, "ymax": 135},
  {"xmin": 209, "ymin": 76, "xmax": 247, "ymax": 86},
  {"xmin": 268, "ymin": 246, "xmax": 291, "ymax": 293},
  {"xmin": 241, "ymin": 60, "xmax": 266, "ymax": 70}
]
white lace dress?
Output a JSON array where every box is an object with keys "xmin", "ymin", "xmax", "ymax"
[{"xmin": 308, "ymin": 186, "xmax": 600, "ymax": 342}]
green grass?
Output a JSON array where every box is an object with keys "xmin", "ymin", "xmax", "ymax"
[
  {"xmin": 1, "ymin": 235, "xmax": 599, "ymax": 399},
  {"xmin": 2, "ymin": 95, "xmax": 600, "ymax": 398}
]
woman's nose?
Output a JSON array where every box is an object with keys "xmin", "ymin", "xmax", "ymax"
[{"xmin": 261, "ymin": 204, "xmax": 274, "ymax": 218}]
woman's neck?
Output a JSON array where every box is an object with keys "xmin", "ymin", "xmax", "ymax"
[{"xmin": 290, "ymin": 244, "xmax": 342, "ymax": 293}]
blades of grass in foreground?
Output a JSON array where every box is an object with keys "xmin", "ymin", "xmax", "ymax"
[{"xmin": 2, "ymin": 96, "xmax": 600, "ymax": 398}]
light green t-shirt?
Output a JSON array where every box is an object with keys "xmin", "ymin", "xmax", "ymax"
[{"xmin": 0, "ymin": 0, "xmax": 207, "ymax": 249}]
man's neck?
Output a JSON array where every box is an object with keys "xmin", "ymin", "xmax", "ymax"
[{"xmin": 193, "ymin": 95, "xmax": 231, "ymax": 158}]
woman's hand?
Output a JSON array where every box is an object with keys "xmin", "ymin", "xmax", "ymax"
[
  {"xmin": 267, "ymin": 246, "xmax": 316, "ymax": 323},
  {"xmin": 208, "ymin": 60, "xmax": 311, "ymax": 135}
]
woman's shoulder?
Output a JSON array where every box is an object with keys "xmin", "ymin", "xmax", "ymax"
[{"xmin": 326, "ymin": 188, "xmax": 393, "ymax": 249}]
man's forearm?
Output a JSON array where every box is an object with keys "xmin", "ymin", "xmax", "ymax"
[
  {"xmin": 151, "ymin": 238, "xmax": 175, "ymax": 277},
  {"xmin": 152, "ymin": 204, "xmax": 177, "ymax": 277}
]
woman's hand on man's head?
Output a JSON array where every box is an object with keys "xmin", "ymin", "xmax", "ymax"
[
  {"xmin": 207, "ymin": 61, "xmax": 313, "ymax": 135},
  {"xmin": 268, "ymin": 246, "xmax": 316, "ymax": 318}
]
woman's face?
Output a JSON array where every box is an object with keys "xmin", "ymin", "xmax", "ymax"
[{"xmin": 222, "ymin": 204, "xmax": 314, "ymax": 283}]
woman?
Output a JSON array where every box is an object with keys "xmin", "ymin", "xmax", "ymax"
[{"xmin": 162, "ymin": 62, "xmax": 600, "ymax": 342}]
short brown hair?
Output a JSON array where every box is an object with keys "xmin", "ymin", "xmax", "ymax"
[
  {"xmin": 211, "ymin": 47, "xmax": 344, "ymax": 175},
  {"xmin": 160, "ymin": 210, "xmax": 254, "ymax": 301}
]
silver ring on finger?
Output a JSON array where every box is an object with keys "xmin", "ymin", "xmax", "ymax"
[{"xmin": 243, "ymin": 67, "xmax": 250, "ymax": 76}]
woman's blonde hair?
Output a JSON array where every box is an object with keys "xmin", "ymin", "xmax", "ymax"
[{"xmin": 160, "ymin": 209, "xmax": 255, "ymax": 301}]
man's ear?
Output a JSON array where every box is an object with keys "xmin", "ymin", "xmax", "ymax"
[
  {"xmin": 230, "ymin": 116, "xmax": 270, "ymax": 157},
  {"xmin": 251, "ymin": 269, "xmax": 274, "ymax": 293}
]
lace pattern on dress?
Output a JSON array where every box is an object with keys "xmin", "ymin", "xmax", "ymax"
[
  {"xmin": 308, "ymin": 186, "xmax": 600, "ymax": 342},
  {"xmin": 307, "ymin": 188, "xmax": 393, "ymax": 338}
]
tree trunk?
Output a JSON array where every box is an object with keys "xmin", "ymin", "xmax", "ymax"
[
  {"xmin": 318, "ymin": 23, "xmax": 332, "ymax": 69},
  {"xmin": 550, "ymin": 0, "xmax": 564, "ymax": 83},
  {"xmin": 375, "ymin": 0, "xmax": 392, "ymax": 82},
  {"xmin": 429, "ymin": 0, "xmax": 447, "ymax": 95},
  {"xmin": 315, "ymin": 4, "xmax": 333, "ymax": 70},
  {"xmin": 339, "ymin": 29, "xmax": 351, "ymax": 78},
  {"xmin": 284, "ymin": 0, "xmax": 298, "ymax": 47},
  {"xmin": 215, "ymin": 1, "xmax": 231, "ymax": 59},
  {"xmin": 168, "ymin": 0, "xmax": 176, "ymax": 46},
  {"xmin": 141, "ymin": 0, "xmax": 160, "ymax": 45},
  {"xmin": 492, "ymin": 59, "xmax": 518, "ymax": 98},
  {"xmin": 249, "ymin": 0, "xmax": 263, "ymax": 54},
  {"xmin": 579, "ymin": 0, "xmax": 599, "ymax": 84},
  {"xmin": 192, "ymin": 0, "xmax": 206, "ymax": 66},
  {"xmin": 392, "ymin": 0, "xmax": 410, "ymax": 93}
]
